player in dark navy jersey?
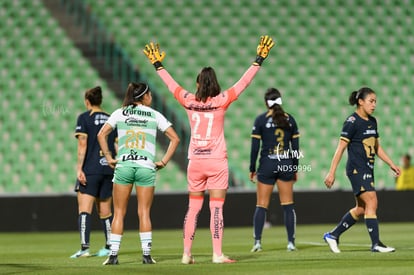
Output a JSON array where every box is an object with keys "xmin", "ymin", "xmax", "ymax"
[
  {"xmin": 249, "ymin": 88, "xmax": 300, "ymax": 252},
  {"xmin": 323, "ymin": 87, "xmax": 401, "ymax": 253},
  {"xmin": 70, "ymin": 86, "xmax": 117, "ymax": 258}
]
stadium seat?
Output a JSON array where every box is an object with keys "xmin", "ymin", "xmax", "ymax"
[
  {"xmin": 3, "ymin": 0, "xmax": 413, "ymax": 192},
  {"xmin": 0, "ymin": 0, "xmax": 184, "ymax": 193}
]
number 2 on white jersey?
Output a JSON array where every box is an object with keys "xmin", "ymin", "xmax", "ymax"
[{"xmin": 192, "ymin": 113, "xmax": 214, "ymax": 139}]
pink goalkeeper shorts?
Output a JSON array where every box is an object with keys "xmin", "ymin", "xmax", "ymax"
[{"xmin": 187, "ymin": 158, "xmax": 229, "ymax": 192}]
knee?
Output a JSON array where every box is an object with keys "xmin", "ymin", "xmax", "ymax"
[
  {"xmin": 99, "ymin": 211, "xmax": 112, "ymax": 219},
  {"xmin": 98, "ymin": 206, "xmax": 112, "ymax": 217},
  {"xmin": 350, "ymin": 208, "xmax": 363, "ymax": 219},
  {"xmin": 113, "ymin": 205, "xmax": 128, "ymax": 218},
  {"xmin": 362, "ymin": 199, "xmax": 378, "ymax": 213},
  {"xmin": 137, "ymin": 208, "xmax": 148, "ymax": 218}
]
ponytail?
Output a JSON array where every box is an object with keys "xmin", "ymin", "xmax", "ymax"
[
  {"xmin": 123, "ymin": 82, "xmax": 150, "ymax": 107},
  {"xmin": 271, "ymin": 104, "xmax": 290, "ymax": 129},
  {"xmin": 265, "ymin": 88, "xmax": 290, "ymax": 129},
  {"xmin": 349, "ymin": 87, "xmax": 375, "ymax": 106},
  {"xmin": 348, "ymin": 91, "xmax": 359, "ymax": 105}
]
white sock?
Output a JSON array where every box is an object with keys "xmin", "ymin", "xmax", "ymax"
[
  {"xmin": 109, "ymin": 233, "xmax": 122, "ymax": 256},
  {"xmin": 139, "ymin": 231, "xmax": 152, "ymax": 256}
]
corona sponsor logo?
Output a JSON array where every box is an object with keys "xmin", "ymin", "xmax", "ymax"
[{"xmin": 122, "ymin": 108, "xmax": 152, "ymax": 117}]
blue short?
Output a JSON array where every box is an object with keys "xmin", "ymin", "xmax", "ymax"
[
  {"xmin": 74, "ymin": 174, "xmax": 113, "ymax": 199},
  {"xmin": 347, "ymin": 170, "xmax": 376, "ymax": 196},
  {"xmin": 256, "ymin": 159, "xmax": 295, "ymax": 185}
]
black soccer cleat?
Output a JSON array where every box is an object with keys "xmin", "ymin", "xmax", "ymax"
[
  {"xmin": 103, "ymin": 255, "xmax": 119, "ymax": 265},
  {"xmin": 142, "ymin": 255, "xmax": 156, "ymax": 264}
]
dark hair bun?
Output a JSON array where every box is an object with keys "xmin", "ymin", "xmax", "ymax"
[{"xmin": 348, "ymin": 91, "xmax": 358, "ymax": 105}]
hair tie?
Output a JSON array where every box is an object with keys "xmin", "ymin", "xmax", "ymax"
[
  {"xmin": 355, "ymin": 90, "xmax": 361, "ymax": 99},
  {"xmin": 267, "ymin": 97, "xmax": 282, "ymax": 107},
  {"xmin": 133, "ymin": 84, "xmax": 149, "ymax": 100}
]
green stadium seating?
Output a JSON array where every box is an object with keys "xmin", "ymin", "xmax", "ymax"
[
  {"xmin": 3, "ymin": 0, "xmax": 413, "ymax": 192},
  {"xmin": 0, "ymin": 0, "xmax": 186, "ymax": 193},
  {"xmin": 77, "ymin": 0, "xmax": 414, "ymax": 190}
]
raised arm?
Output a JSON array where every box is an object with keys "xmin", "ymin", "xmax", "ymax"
[
  {"xmin": 143, "ymin": 42, "xmax": 165, "ymax": 71},
  {"xmin": 156, "ymin": 68, "xmax": 182, "ymax": 97},
  {"xmin": 143, "ymin": 42, "xmax": 182, "ymax": 97},
  {"xmin": 230, "ymin": 65, "xmax": 261, "ymax": 97},
  {"xmin": 142, "ymin": 35, "xmax": 275, "ymax": 97},
  {"xmin": 220, "ymin": 35, "xmax": 275, "ymax": 97},
  {"xmin": 253, "ymin": 35, "xmax": 275, "ymax": 66},
  {"xmin": 143, "ymin": 35, "xmax": 275, "ymax": 69}
]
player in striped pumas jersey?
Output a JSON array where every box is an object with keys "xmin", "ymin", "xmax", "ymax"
[
  {"xmin": 98, "ymin": 82, "xmax": 180, "ymax": 265},
  {"xmin": 143, "ymin": 35, "xmax": 275, "ymax": 264}
]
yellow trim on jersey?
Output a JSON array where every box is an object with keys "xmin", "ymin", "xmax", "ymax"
[
  {"xmin": 251, "ymin": 134, "xmax": 261, "ymax": 139},
  {"xmin": 74, "ymin": 132, "xmax": 88, "ymax": 138},
  {"xmin": 340, "ymin": 136, "xmax": 350, "ymax": 143},
  {"xmin": 89, "ymin": 107, "xmax": 104, "ymax": 116},
  {"xmin": 292, "ymin": 134, "xmax": 300, "ymax": 138}
]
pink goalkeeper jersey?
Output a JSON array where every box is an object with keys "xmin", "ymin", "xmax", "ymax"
[{"xmin": 157, "ymin": 65, "xmax": 260, "ymax": 159}]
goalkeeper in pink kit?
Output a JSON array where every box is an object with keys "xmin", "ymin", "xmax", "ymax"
[{"xmin": 143, "ymin": 36, "xmax": 274, "ymax": 264}]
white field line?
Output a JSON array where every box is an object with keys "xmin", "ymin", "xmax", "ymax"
[{"xmin": 299, "ymin": 241, "xmax": 414, "ymax": 250}]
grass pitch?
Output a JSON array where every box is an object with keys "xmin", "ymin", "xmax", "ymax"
[{"xmin": 1, "ymin": 223, "xmax": 413, "ymax": 274}]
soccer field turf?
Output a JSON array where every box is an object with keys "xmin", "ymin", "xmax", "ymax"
[{"xmin": 1, "ymin": 223, "xmax": 413, "ymax": 275}]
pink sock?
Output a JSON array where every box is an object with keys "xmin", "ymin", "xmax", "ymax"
[
  {"xmin": 210, "ymin": 198, "xmax": 225, "ymax": 256},
  {"xmin": 183, "ymin": 195, "xmax": 204, "ymax": 256}
]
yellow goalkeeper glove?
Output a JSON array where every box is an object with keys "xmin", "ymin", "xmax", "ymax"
[
  {"xmin": 143, "ymin": 42, "xmax": 166, "ymax": 70},
  {"xmin": 253, "ymin": 35, "xmax": 275, "ymax": 66}
]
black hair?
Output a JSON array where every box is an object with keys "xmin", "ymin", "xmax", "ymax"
[
  {"xmin": 122, "ymin": 82, "xmax": 150, "ymax": 107},
  {"xmin": 265, "ymin": 88, "xmax": 290, "ymax": 129},
  {"xmin": 349, "ymin": 87, "xmax": 375, "ymax": 106},
  {"xmin": 84, "ymin": 86, "xmax": 102, "ymax": 106},
  {"xmin": 195, "ymin": 67, "xmax": 221, "ymax": 102}
]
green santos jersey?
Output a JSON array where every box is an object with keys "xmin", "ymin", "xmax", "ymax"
[{"xmin": 106, "ymin": 105, "xmax": 172, "ymax": 169}]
